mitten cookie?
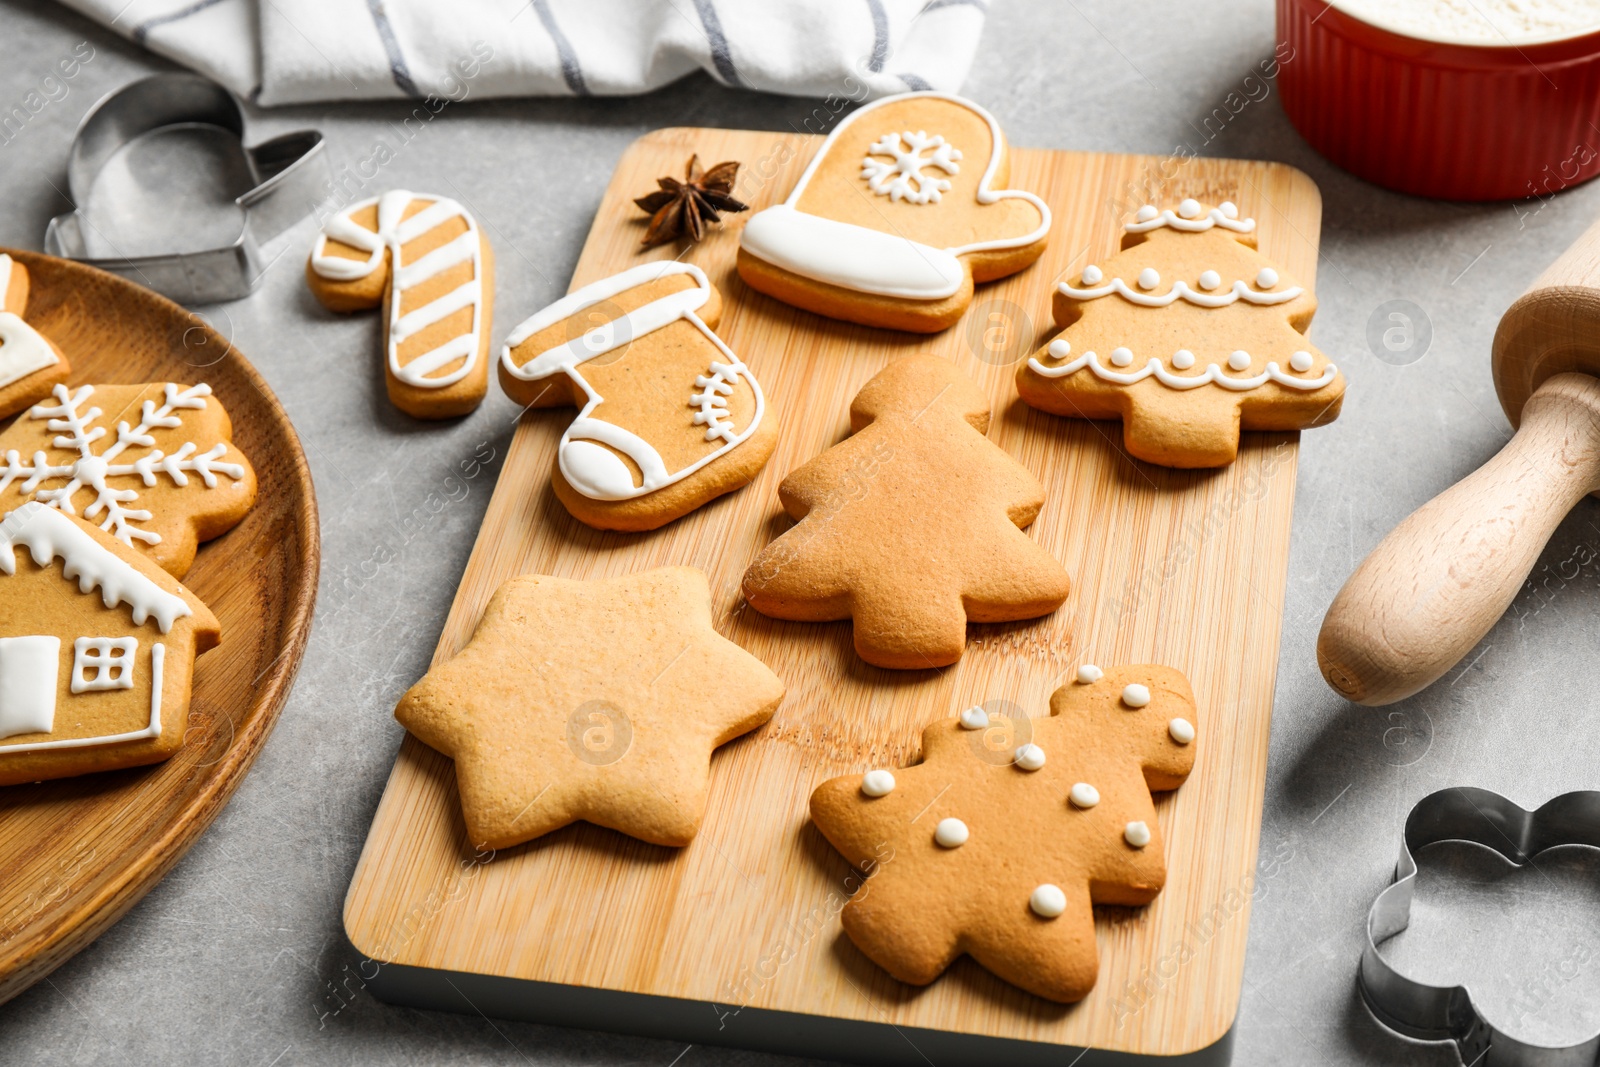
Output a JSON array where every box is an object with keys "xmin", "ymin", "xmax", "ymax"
[
  {"xmin": 0, "ymin": 253, "xmax": 70, "ymax": 419},
  {"xmin": 811, "ymin": 664, "xmax": 1198, "ymax": 1002},
  {"xmin": 1016, "ymin": 199, "xmax": 1344, "ymax": 468},
  {"xmin": 738, "ymin": 92, "xmax": 1050, "ymax": 333},
  {"xmin": 307, "ymin": 190, "xmax": 493, "ymax": 419},
  {"xmin": 500, "ymin": 261, "xmax": 776, "ymax": 531},
  {"xmin": 0, "ymin": 502, "xmax": 220, "ymax": 786},
  {"xmin": 395, "ymin": 567, "xmax": 785, "ymax": 850},
  {"xmin": 742, "ymin": 355, "xmax": 1069, "ymax": 669},
  {"xmin": 0, "ymin": 382, "xmax": 256, "ymax": 579}
]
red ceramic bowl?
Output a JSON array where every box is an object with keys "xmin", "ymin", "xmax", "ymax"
[{"xmin": 1278, "ymin": 0, "xmax": 1600, "ymax": 200}]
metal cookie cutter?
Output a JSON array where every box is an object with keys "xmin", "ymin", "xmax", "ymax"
[
  {"xmin": 1360, "ymin": 786, "xmax": 1600, "ymax": 1067},
  {"xmin": 44, "ymin": 73, "xmax": 329, "ymax": 304}
]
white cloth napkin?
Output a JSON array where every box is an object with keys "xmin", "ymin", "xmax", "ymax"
[{"xmin": 55, "ymin": 0, "xmax": 991, "ymax": 106}]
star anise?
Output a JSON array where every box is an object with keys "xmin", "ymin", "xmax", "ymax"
[{"xmin": 633, "ymin": 155, "xmax": 748, "ymax": 248}]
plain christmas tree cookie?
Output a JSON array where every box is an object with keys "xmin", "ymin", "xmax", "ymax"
[
  {"xmin": 307, "ymin": 189, "xmax": 493, "ymax": 419},
  {"xmin": 810, "ymin": 664, "xmax": 1198, "ymax": 1002},
  {"xmin": 1016, "ymin": 199, "xmax": 1344, "ymax": 468},
  {"xmin": 741, "ymin": 355, "xmax": 1070, "ymax": 669},
  {"xmin": 500, "ymin": 261, "xmax": 776, "ymax": 531},
  {"xmin": 395, "ymin": 567, "xmax": 785, "ymax": 850},
  {"xmin": 0, "ymin": 254, "xmax": 70, "ymax": 419},
  {"xmin": 737, "ymin": 92, "xmax": 1050, "ymax": 333}
]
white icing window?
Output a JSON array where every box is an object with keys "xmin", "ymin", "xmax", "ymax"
[
  {"xmin": 0, "ymin": 635, "xmax": 61, "ymax": 740},
  {"xmin": 71, "ymin": 637, "xmax": 137, "ymax": 694}
]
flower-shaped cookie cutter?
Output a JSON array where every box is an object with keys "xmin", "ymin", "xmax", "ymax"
[
  {"xmin": 44, "ymin": 73, "xmax": 329, "ymax": 305},
  {"xmin": 1360, "ymin": 786, "xmax": 1600, "ymax": 1066}
]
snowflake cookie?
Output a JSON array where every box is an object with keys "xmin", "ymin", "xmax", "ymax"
[
  {"xmin": 0, "ymin": 382, "xmax": 257, "ymax": 579},
  {"xmin": 810, "ymin": 664, "xmax": 1198, "ymax": 1002},
  {"xmin": 738, "ymin": 91, "xmax": 1050, "ymax": 332}
]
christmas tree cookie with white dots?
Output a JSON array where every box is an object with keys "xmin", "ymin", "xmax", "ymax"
[
  {"xmin": 810, "ymin": 663, "xmax": 1198, "ymax": 1003},
  {"xmin": 1016, "ymin": 198, "xmax": 1344, "ymax": 468}
]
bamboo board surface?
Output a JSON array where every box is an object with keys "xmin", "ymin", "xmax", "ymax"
[{"xmin": 344, "ymin": 127, "xmax": 1322, "ymax": 1058}]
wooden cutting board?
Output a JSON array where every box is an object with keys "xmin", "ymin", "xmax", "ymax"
[{"xmin": 344, "ymin": 126, "xmax": 1321, "ymax": 1064}]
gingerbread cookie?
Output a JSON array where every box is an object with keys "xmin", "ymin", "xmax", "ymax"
[
  {"xmin": 1016, "ymin": 199, "xmax": 1344, "ymax": 468},
  {"xmin": 737, "ymin": 91, "xmax": 1051, "ymax": 333},
  {"xmin": 742, "ymin": 355, "xmax": 1069, "ymax": 669},
  {"xmin": 395, "ymin": 567, "xmax": 785, "ymax": 850},
  {"xmin": 0, "ymin": 382, "xmax": 256, "ymax": 579},
  {"xmin": 810, "ymin": 664, "xmax": 1198, "ymax": 1002},
  {"xmin": 500, "ymin": 261, "xmax": 776, "ymax": 531},
  {"xmin": 0, "ymin": 502, "xmax": 220, "ymax": 787},
  {"xmin": 0, "ymin": 254, "xmax": 70, "ymax": 419},
  {"xmin": 307, "ymin": 190, "xmax": 493, "ymax": 419}
]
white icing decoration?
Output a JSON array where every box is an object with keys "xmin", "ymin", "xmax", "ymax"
[
  {"xmin": 1171, "ymin": 350, "xmax": 1196, "ymax": 370},
  {"xmin": 0, "ymin": 635, "xmax": 59, "ymax": 739},
  {"xmin": 0, "ymin": 255, "xmax": 61, "ymax": 391},
  {"xmin": 1177, "ymin": 198, "xmax": 1203, "ymax": 219},
  {"xmin": 1198, "ymin": 270, "xmax": 1221, "ymax": 291},
  {"xmin": 934, "ymin": 817, "xmax": 969, "ymax": 848},
  {"xmin": 1125, "ymin": 821, "xmax": 1152, "ymax": 848},
  {"xmin": 1126, "ymin": 203, "xmax": 1256, "ymax": 234},
  {"xmin": 0, "ymin": 641, "xmax": 164, "ymax": 752},
  {"xmin": 500, "ymin": 262, "xmax": 767, "ymax": 502},
  {"xmin": 861, "ymin": 769, "xmax": 896, "ymax": 797},
  {"xmin": 1057, "ymin": 275, "xmax": 1304, "ymax": 309},
  {"xmin": 1028, "ymin": 339, "xmax": 1339, "ymax": 394},
  {"xmin": 861, "ymin": 130, "xmax": 961, "ymax": 204},
  {"xmin": 1169, "ymin": 717, "xmax": 1195, "ymax": 745},
  {"xmin": 1122, "ymin": 683, "xmax": 1151, "ymax": 708},
  {"xmin": 1290, "ymin": 350, "xmax": 1314, "ymax": 373},
  {"xmin": 1075, "ymin": 664, "xmax": 1103, "ymax": 684},
  {"xmin": 959, "ymin": 705, "xmax": 989, "ymax": 730},
  {"xmin": 1227, "ymin": 350, "xmax": 1252, "ymax": 371},
  {"xmin": 738, "ymin": 91, "xmax": 1052, "ymax": 301},
  {"xmin": 1110, "ymin": 347, "xmax": 1133, "ymax": 367},
  {"xmin": 1069, "ymin": 782, "xmax": 1100, "ymax": 808},
  {"xmin": 310, "ymin": 191, "xmax": 484, "ymax": 389},
  {"xmin": 71, "ymin": 636, "xmax": 136, "ymax": 693},
  {"xmin": 1014, "ymin": 743, "xmax": 1046, "ymax": 771},
  {"xmin": 0, "ymin": 502, "xmax": 191, "ymax": 633},
  {"xmin": 2, "ymin": 383, "xmax": 245, "ymax": 548},
  {"xmin": 1082, "ymin": 265, "xmax": 1103, "ymax": 285},
  {"xmin": 1030, "ymin": 883, "xmax": 1067, "ymax": 918},
  {"xmin": 1256, "ymin": 268, "xmax": 1279, "ymax": 289}
]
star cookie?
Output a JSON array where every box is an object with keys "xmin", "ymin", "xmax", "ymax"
[
  {"xmin": 810, "ymin": 664, "xmax": 1198, "ymax": 1002},
  {"xmin": 395, "ymin": 567, "xmax": 785, "ymax": 849},
  {"xmin": 742, "ymin": 355, "xmax": 1070, "ymax": 669}
]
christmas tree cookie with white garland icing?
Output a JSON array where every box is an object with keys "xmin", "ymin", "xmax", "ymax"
[{"xmin": 1016, "ymin": 199, "xmax": 1344, "ymax": 468}]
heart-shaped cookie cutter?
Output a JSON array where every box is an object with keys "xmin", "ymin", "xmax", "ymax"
[
  {"xmin": 44, "ymin": 73, "xmax": 329, "ymax": 305},
  {"xmin": 1361, "ymin": 786, "xmax": 1600, "ymax": 1066}
]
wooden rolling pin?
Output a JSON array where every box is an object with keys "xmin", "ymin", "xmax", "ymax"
[{"xmin": 1318, "ymin": 215, "xmax": 1600, "ymax": 705}]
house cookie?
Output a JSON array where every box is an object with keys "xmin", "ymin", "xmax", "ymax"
[
  {"xmin": 0, "ymin": 502, "xmax": 220, "ymax": 786},
  {"xmin": 0, "ymin": 382, "xmax": 256, "ymax": 579},
  {"xmin": 741, "ymin": 355, "xmax": 1070, "ymax": 669},
  {"xmin": 810, "ymin": 664, "xmax": 1198, "ymax": 1002},
  {"xmin": 737, "ymin": 91, "xmax": 1051, "ymax": 333},
  {"xmin": 500, "ymin": 261, "xmax": 776, "ymax": 531},
  {"xmin": 395, "ymin": 567, "xmax": 785, "ymax": 850},
  {"xmin": 307, "ymin": 190, "xmax": 494, "ymax": 419},
  {"xmin": 0, "ymin": 253, "xmax": 70, "ymax": 419},
  {"xmin": 1016, "ymin": 199, "xmax": 1345, "ymax": 468}
]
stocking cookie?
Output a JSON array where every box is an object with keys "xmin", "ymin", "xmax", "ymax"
[
  {"xmin": 811, "ymin": 664, "xmax": 1198, "ymax": 1002},
  {"xmin": 0, "ymin": 254, "xmax": 70, "ymax": 419},
  {"xmin": 0, "ymin": 382, "xmax": 257, "ymax": 579},
  {"xmin": 307, "ymin": 190, "xmax": 493, "ymax": 419},
  {"xmin": 0, "ymin": 502, "xmax": 220, "ymax": 787},
  {"xmin": 742, "ymin": 355, "xmax": 1069, "ymax": 669},
  {"xmin": 738, "ymin": 92, "xmax": 1050, "ymax": 333},
  {"xmin": 1016, "ymin": 199, "xmax": 1344, "ymax": 468},
  {"xmin": 395, "ymin": 567, "xmax": 785, "ymax": 849},
  {"xmin": 500, "ymin": 261, "xmax": 776, "ymax": 531}
]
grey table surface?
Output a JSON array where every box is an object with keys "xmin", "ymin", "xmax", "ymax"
[{"xmin": 3, "ymin": 1, "xmax": 1599, "ymax": 1064}]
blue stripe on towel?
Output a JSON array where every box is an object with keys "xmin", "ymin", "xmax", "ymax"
[
  {"xmin": 692, "ymin": 0, "xmax": 745, "ymax": 87},
  {"xmin": 364, "ymin": 0, "xmax": 422, "ymax": 98},
  {"xmin": 533, "ymin": 0, "xmax": 591, "ymax": 95}
]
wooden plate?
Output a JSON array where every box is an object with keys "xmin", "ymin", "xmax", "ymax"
[{"xmin": 0, "ymin": 250, "xmax": 318, "ymax": 1004}]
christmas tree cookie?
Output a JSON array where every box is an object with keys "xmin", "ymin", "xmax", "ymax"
[
  {"xmin": 1016, "ymin": 199, "xmax": 1344, "ymax": 468},
  {"xmin": 741, "ymin": 355, "xmax": 1070, "ymax": 669},
  {"xmin": 810, "ymin": 664, "xmax": 1198, "ymax": 1002}
]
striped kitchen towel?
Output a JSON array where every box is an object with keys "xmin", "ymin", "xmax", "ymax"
[{"xmin": 54, "ymin": 0, "xmax": 992, "ymax": 106}]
